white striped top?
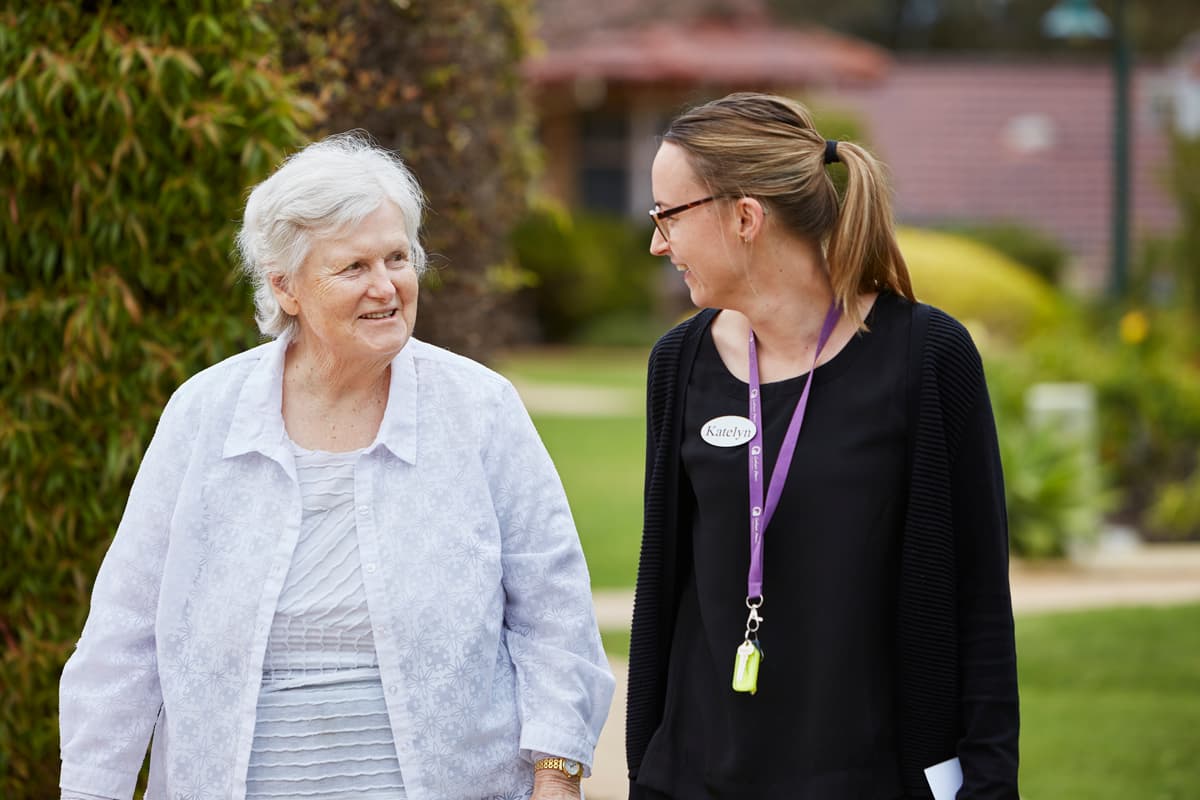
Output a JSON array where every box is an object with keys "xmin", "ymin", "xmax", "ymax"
[{"xmin": 247, "ymin": 444, "xmax": 405, "ymax": 799}]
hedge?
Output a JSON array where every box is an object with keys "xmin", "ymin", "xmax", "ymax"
[{"xmin": 0, "ymin": 3, "xmax": 313, "ymax": 795}]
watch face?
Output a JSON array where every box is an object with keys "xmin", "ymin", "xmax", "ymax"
[{"xmin": 563, "ymin": 759, "xmax": 582, "ymax": 777}]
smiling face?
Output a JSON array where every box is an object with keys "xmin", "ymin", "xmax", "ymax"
[
  {"xmin": 649, "ymin": 142, "xmax": 742, "ymax": 310},
  {"xmin": 271, "ymin": 200, "xmax": 418, "ymax": 368}
]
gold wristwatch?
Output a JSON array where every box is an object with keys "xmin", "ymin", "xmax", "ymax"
[{"xmin": 534, "ymin": 756, "xmax": 583, "ymax": 781}]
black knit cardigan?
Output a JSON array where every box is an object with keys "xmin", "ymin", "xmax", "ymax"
[{"xmin": 626, "ymin": 303, "xmax": 1020, "ymax": 799}]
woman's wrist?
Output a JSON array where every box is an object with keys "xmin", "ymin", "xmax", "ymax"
[{"xmin": 532, "ymin": 766, "xmax": 582, "ymax": 798}]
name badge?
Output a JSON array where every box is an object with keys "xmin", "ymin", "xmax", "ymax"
[{"xmin": 701, "ymin": 415, "xmax": 756, "ymax": 447}]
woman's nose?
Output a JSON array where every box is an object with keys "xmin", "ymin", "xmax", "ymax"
[
  {"xmin": 650, "ymin": 227, "xmax": 670, "ymax": 256},
  {"xmin": 366, "ymin": 262, "xmax": 397, "ymax": 297}
]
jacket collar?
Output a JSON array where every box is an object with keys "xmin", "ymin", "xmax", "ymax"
[{"xmin": 223, "ymin": 336, "xmax": 419, "ymax": 467}]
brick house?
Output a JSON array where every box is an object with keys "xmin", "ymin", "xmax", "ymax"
[
  {"xmin": 526, "ymin": 0, "xmax": 889, "ymax": 220},
  {"xmin": 527, "ymin": 0, "xmax": 1185, "ymax": 290}
]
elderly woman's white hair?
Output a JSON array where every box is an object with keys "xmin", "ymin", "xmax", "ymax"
[{"xmin": 237, "ymin": 132, "xmax": 427, "ymax": 338}]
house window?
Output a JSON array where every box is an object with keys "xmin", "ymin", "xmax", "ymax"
[{"xmin": 578, "ymin": 111, "xmax": 630, "ymax": 215}]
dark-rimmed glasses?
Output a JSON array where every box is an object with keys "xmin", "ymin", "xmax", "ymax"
[{"xmin": 649, "ymin": 195, "xmax": 721, "ymax": 242}]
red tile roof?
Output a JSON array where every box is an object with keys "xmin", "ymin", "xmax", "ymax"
[
  {"xmin": 525, "ymin": 20, "xmax": 891, "ymax": 87},
  {"xmin": 534, "ymin": 0, "xmax": 770, "ymax": 45},
  {"xmin": 820, "ymin": 60, "xmax": 1178, "ymax": 288}
]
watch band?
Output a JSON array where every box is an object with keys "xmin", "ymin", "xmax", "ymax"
[{"xmin": 534, "ymin": 756, "xmax": 583, "ymax": 781}]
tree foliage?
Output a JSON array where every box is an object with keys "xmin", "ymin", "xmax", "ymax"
[
  {"xmin": 769, "ymin": 0, "xmax": 1200, "ymax": 56},
  {"xmin": 0, "ymin": 2, "xmax": 314, "ymax": 794},
  {"xmin": 273, "ymin": 0, "xmax": 538, "ymax": 360}
]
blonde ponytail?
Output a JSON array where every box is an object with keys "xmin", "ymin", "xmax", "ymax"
[{"xmin": 826, "ymin": 141, "xmax": 914, "ymax": 328}]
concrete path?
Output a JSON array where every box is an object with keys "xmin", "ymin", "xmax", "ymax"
[{"xmin": 581, "ymin": 543, "xmax": 1200, "ymax": 800}]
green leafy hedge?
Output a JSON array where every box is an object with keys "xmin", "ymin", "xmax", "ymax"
[
  {"xmin": 940, "ymin": 222, "xmax": 1069, "ymax": 286},
  {"xmin": 899, "ymin": 226, "xmax": 1065, "ymax": 342},
  {"xmin": 0, "ymin": 3, "xmax": 313, "ymax": 795},
  {"xmin": 983, "ymin": 306, "xmax": 1200, "ymax": 545},
  {"xmin": 512, "ymin": 205, "xmax": 662, "ymax": 343}
]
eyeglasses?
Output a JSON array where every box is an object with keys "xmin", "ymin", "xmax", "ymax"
[{"xmin": 649, "ymin": 195, "xmax": 722, "ymax": 242}]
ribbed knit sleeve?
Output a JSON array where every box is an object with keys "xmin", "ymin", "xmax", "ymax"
[
  {"xmin": 626, "ymin": 311, "xmax": 714, "ymax": 781},
  {"xmin": 897, "ymin": 308, "xmax": 1019, "ymax": 799}
]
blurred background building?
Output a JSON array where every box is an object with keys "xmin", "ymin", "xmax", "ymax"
[{"xmin": 527, "ymin": 0, "xmax": 1199, "ymax": 292}]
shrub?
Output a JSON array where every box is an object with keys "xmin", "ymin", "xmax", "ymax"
[
  {"xmin": 1149, "ymin": 466, "xmax": 1200, "ymax": 539},
  {"xmin": 512, "ymin": 204, "xmax": 661, "ymax": 343},
  {"xmin": 940, "ymin": 221, "xmax": 1070, "ymax": 286},
  {"xmin": 983, "ymin": 306, "xmax": 1200, "ymax": 543},
  {"xmin": 997, "ymin": 409, "xmax": 1113, "ymax": 559},
  {"xmin": 0, "ymin": 3, "xmax": 313, "ymax": 796},
  {"xmin": 900, "ymin": 226, "xmax": 1066, "ymax": 342}
]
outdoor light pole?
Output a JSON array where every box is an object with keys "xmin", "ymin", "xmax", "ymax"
[
  {"xmin": 1043, "ymin": 0, "xmax": 1131, "ymax": 298},
  {"xmin": 1110, "ymin": 0, "xmax": 1130, "ymax": 298}
]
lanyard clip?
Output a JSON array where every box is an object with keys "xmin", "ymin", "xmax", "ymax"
[{"xmin": 743, "ymin": 595, "xmax": 764, "ymax": 641}]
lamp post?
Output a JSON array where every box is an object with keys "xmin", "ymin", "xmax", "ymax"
[{"xmin": 1043, "ymin": 0, "xmax": 1131, "ymax": 298}]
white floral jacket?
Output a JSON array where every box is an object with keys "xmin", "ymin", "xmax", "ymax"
[{"xmin": 59, "ymin": 336, "xmax": 614, "ymax": 800}]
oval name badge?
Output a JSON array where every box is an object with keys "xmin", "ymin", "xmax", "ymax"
[{"xmin": 701, "ymin": 415, "xmax": 757, "ymax": 447}]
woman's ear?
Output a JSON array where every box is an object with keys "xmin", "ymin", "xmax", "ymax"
[
  {"xmin": 269, "ymin": 272, "xmax": 300, "ymax": 316},
  {"xmin": 735, "ymin": 197, "xmax": 767, "ymax": 243}
]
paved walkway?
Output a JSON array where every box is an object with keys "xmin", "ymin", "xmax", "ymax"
[{"xmin": 581, "ymin": 543, "xmax": 1200, "ymax": 800}]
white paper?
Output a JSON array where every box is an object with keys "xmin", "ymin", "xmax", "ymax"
[{"xmin": 923, "ymin": 756, "xmax": 963, "ymax": 800}]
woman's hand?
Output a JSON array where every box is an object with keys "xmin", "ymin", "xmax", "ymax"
[{"xmin": 531, "ymin": 768, "xmax": 582, "ymax": 800}]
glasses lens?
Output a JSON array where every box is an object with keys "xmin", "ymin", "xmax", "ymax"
[{"xmin": 652, "ymin": 214, "xmax": 669, "ymax": 242}]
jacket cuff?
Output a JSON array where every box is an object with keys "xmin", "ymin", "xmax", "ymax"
[{"xmin": 520, "ymin": 722, "xmax": 597, "ymax": 773}]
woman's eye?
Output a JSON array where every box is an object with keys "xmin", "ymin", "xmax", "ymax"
[
  {"xmin": 341, "ymin": 262, "xmax": 364, "ymax": 273},
  {"xmin": 389, "ymin": 251, "xmax": 408, "ymax": 264}
]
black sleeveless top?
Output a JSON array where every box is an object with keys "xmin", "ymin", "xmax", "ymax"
[{"xmin": 636, "ymin": 292, "xmax": 911, "ymax": 799}]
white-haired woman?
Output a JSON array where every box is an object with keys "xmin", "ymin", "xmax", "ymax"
[{"xmin": 59, "ymin": 133, "xmax": 614, "ymax": 800}]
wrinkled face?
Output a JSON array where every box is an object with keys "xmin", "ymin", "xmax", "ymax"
[
  {"xmin": 649, "ymin": 142, "xmax": 738, "ymax": 309},
  {"xmin": 272, "ymin": 200, "xmax": 419, "ymax": 366}
]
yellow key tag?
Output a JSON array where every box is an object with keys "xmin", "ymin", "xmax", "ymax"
[{"xmin": 732, "ymin": 639, "xmax": 761, "ymax": 694}]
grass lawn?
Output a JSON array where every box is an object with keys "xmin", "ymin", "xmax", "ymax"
[
  {"xmin": 530, "ymin": 414, "xmax": 644, "ymax": 587},
  {"xmin": 599, "ymin": 604, "xmax": 1200, "ymax": 800},
  {"xmin": 494, "ymin": 346, "xmax": 650, "ymax": 390},
  {"xmin": 1016, "ymin": 603, "xmax": 1200, "ymax": 800},
  {"xmin": 494, "ymin": 347, "xmax": 648, "ymax": 588}
]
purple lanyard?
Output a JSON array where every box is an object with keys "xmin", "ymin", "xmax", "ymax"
[{"xmin": 746, "ymin": 300, "xmax": 840, "ymax": 600}]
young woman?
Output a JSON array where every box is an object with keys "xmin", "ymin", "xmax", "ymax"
[{"xmin": 626, "ymin": 93, "xmax": 1019, "ymax": 800}]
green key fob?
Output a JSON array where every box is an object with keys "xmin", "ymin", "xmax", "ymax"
[{"xmin": 732, "ymin": 639, "xmax": 762, "ymax": 694}]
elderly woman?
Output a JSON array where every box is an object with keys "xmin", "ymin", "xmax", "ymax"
[{"xmin": 59, "ymin": 134, "xmax": 614, "ymax": 800}]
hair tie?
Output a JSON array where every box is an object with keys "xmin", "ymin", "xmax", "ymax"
[{"xmin": 824, "ymin": 140, "xmax": 840, "ymax": 165}]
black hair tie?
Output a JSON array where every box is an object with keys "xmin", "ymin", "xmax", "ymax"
[{"xmin": 824, "ymin": 140, "xmax": 840, "ymax": 165}]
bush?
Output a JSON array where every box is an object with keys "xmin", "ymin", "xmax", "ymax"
[
  {"xmin": 899, "ymin": 227, "xmax": 1200, "ymax": 546},
  {"xmin": 1149, "ymin": 466, "xmax": 1200, "ymax": 539},
  {"xmin": 0, "ymin": 3, "xmax": 313, "ymax": 796},
  {"xmin": 512, "ymin": 204, "xmax": 662, "ymax": 343},
  {"xmin": 983, "ymin": 305, "xmax": 1200, "ymax": 543},
  {"xmin": 900, "ymin": 226, "xmax": 1066, "ymax": 342},
  {"xmin": 940, "ymin": 222, "xmax": 1070, "ymax": 286},
  {"xmin": 997, "ymin": 411, "xmax": 1112, "ymax": 559}
]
